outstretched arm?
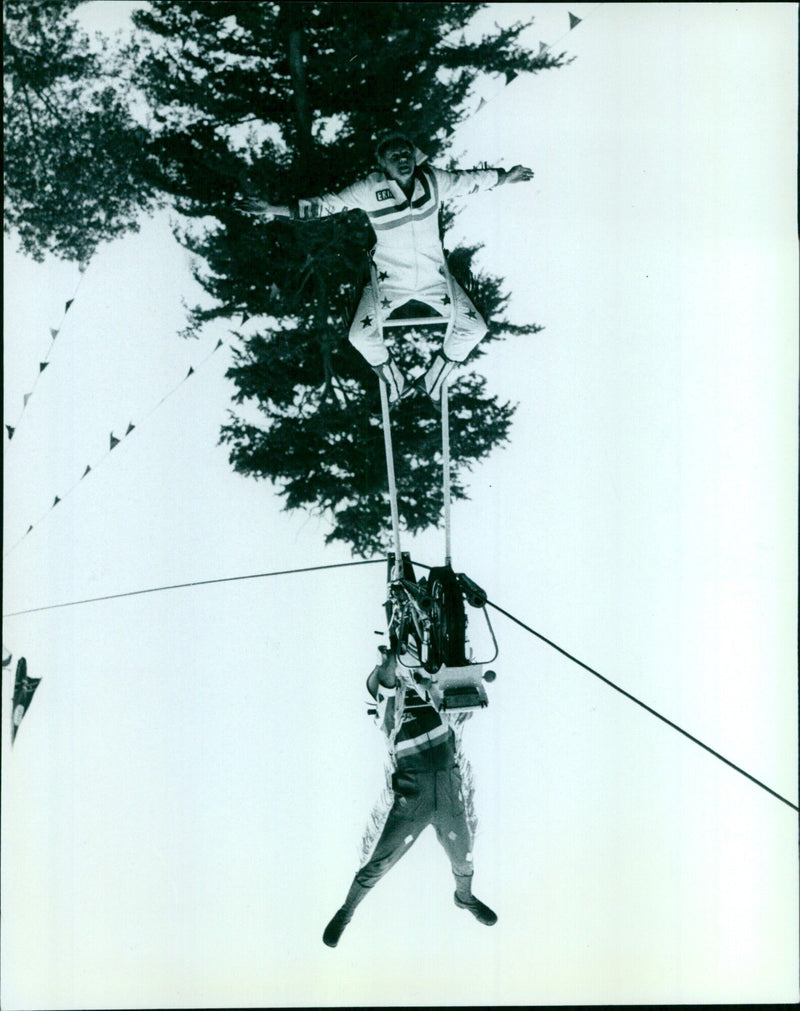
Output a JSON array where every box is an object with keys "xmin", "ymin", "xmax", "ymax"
[
  {"xmin": 237, "ymin": 175, "xmax": 371, "ymax": 222},
  {"xmin": 236, "ymin": 195, "xmax": 292, "ymax": 220},
  {"xmin": 497, "ymin": 164, "xmax": 534, "ymax": 185},
  {"xmin": 369, "ymin": 648, "xmax": 398, "ymax": 735},
  {"xmin": 431, "ymin": 163, "xmax": 533, "ymax": 200}
]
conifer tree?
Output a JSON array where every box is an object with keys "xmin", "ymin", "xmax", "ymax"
[
  {"xmin": 3, "ymin": 0, "xmax": 156, "ymax": 262},
  {"xmin": 5, "ymin": 1, "xmax": 568, "ymax": 554},
  {"xmin": 130, "ymin": 2, "xmax": 565, "ymax": 554}
]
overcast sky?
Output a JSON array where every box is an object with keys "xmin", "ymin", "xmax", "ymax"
[{"xmin": 3, "ymin": 3, "xmax": 798, "ymax": 1008}]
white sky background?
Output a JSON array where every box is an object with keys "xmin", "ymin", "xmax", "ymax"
[{"xmin": 2, "ymin": 2, "xmax": 798, "ymax": 1007}]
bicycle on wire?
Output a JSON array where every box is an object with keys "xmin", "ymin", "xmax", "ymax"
[{"xmin": 376, "ymin": 366, "xmax": 500, "ymax": 712}]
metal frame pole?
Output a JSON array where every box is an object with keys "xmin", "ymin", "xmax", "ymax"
[
  {"xmin": 379, "ymin": 380, "xmax": 403, "ymax": 579},
  {"xmin": 441, "ymin": 381, "xmax": 451, "ymax": 566}
]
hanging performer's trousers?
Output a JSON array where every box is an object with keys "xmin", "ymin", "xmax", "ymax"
[
  {"xmin": 355, "ymin": 764, "xmax": 473, "ymax": 889},
  {"xmin": 349, "ymin": 277, "xmax": 487, "ymax": 366}
]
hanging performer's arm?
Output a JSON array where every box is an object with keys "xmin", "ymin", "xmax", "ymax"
[
  {"xmin": 238, "ymin": 177, "xmax": 371, "ymax": 221},
  {"xmin": 430, "ymin": 163, "xmax": 534, "ymax": 201},
  {"xmin": 367, "ymin": 648, "xmax": 399, "ymax": 737}
]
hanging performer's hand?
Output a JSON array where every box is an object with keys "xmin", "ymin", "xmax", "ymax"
[
  {"xmin": 498, "ymin": 164, "xmax": 535, "ymax": 184},
  {"xmin": 235, "ymin": 195, "xmax": 290, "ymax": 219},
  {"xmin": 376, "ymin": 646, "xmax": 398, "ymax": 688}
]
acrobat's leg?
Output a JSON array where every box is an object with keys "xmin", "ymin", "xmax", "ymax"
[
  {"xmin": 442, "ymin": 278, "xmax": 488, "ymax": 363},
  {"xmin": 349, "ymin": 284, "xmax": 406, "ymax": 402},
  {"xmin": 348, "ymin": 283, "xmax": 387, "ymax": 365},
  {"xmin": 323, "ymin": 772, "xmax": 430, "ymax": 947},
  {"xmin": 420, "ymin": 278, "xmax": 487, "ymax": 404},
  {"xmin": 433, "ymin": 768, "xmax": 497, "ymax": 926}
]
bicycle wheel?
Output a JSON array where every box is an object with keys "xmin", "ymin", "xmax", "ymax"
[{"xmin": 427, "ymin": 565, "xmax": 467, "ymax": 668}]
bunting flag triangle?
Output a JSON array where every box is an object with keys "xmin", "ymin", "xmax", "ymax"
[
  {"xmin": 50, "ymin": 328, "xmax": 59, "ymax": 339},
  {"xmin": 25, "ymin": 525, "xmax": 33, "ymax": 535},
  {"xmin": 6, "ymin": 425, "xmax": 14, "ymax": 440},
  {"xmin": 39, "ymin": 362, "xmax": 49, "ymax": 373},
  {"xmin": 78, "ymin": 262, "xmax": 87, "ymax": 273},
  {"xmin": 270, "ymin": 283, "xmax": 280, "ymax": 299},
  {"xmin": 82, "ymin": 464, "xmax": 91, "ymax": 478},
  {"xmin": 186, "ymin": 366, "xmax": 195, "ymax": 378},
  {"xmin": 214, "ymin": 338, "xmax": 223, "ymax": 350},
  {"xmin": 11, "ymin": 657, "xmax": 42, "ymax": 744},
  {"xmin": 52, "ymin": 496, "xmax": 60, "ymax": 507},
  {"xmin": 476, "ymin": 97, "xmax": 487, "ymax": 112},
  {"xmin": 539, "ymin": 41, "xmax": 549, "ymax": 56},
  {"xmin": 241, "ymin": 311, "xmax": 249, "ymax": 325},
  {"xmin": 2, "ymin": 646, "xmax": 11, "ymax": 667},
  {"xmin": 125, "ymin": 422, "xmax": 135, "ymax": 435},
  {"xmin": 569, "ymin": 12, "xmax": 582, "ymax": 29},
  {"xmin": 23, "ymin": 393, "xmax": 31, "ymax": 407},
  {"xmin": 109, "ymin": 432, "xmax": 120, "ymax": 450},
  {"xmin": 504, "ymin": 69, "xmax": 518, "ymax": 85},
  {"xmin": 64, "ymin": 298, "xmax": 74, "ymax": 312}
]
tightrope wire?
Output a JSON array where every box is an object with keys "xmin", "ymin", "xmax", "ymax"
[
  {"xmin": 485, "ymin": 596, "xmax": 798, "ymax": 814},
  {"xmin": 3, "ymin": 552, "xmax": 794, "ymax": 812},
  {"xmin": 407, "ymin": 557, "xmax": 796, "ymax": 812},
  {"xmin": 2, "ymin": 558, "xmax": 385, "ymax": 618}
]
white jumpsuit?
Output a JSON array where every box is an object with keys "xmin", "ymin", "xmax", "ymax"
[{"xmin": 297, "ymin": 164, "xmax": 503, "ymax": 365}]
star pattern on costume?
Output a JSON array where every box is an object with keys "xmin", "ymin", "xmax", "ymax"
[
  {"xmin": 442, "ymin": 294, "xmax": 451, "ymax": 305},
  {"xmin": 361, "ymin": 315, "xmax": 373, "ymax": 328},
  {"xmin": 381, "ymin": 297, "xmax": 392, "ymax": 309},
  {"xmin": 378, "ymin": 270, "xmax": 389, "ymax": 281},
  {"xmin": 466, "ymin": 309, "xmax": 477, "ymax": 319}
]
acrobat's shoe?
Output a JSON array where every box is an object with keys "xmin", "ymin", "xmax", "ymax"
[
  {"xmin": 421, "ymin": 352, "xmax": 457, "ymax": 404},
  {"xmin": 454, "ymin": 892, "xmax": 498, "ymax": 925},
  {"xmin": 371, "ymin": 355, "xmax": 406, "ymax": 403},
  {"xmin": 322, "ymin": 908, "xmax": 352, "ymax": 947}
]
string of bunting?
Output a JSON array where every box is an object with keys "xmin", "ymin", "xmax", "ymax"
[
  {"xmin": 5, "ymin": 263, "xmax": 89, "ymax": 442},
  {"xmin": 3, "ymin": 336, "xmax": 227, "ymax": 560}
]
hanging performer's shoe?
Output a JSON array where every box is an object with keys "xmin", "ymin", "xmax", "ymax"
[
  {"xmin": 453, "ymin": 871, "xmax": 497, "ymax": 925},
  {"xmin": 372, "ymin": 355, "xmax": 406, "ymax": 404},
  {"xmin": 322, "ymin": 907, "xmax": 352, "ymax": 947},
  {"xmin": 421, "ymin": 351, "xmax": 457, "ymax": 406},
  {"xmin": 454, "ymin": 891, "xmax": 498, "ymax": 925}
]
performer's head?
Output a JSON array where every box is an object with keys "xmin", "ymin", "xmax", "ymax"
[{"xmin": 375, "ymin": 130, "xmax": 416, "ymax": 185}]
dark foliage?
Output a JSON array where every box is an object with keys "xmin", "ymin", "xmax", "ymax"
[
  {"xmin": 3, "ymin": 0, "xmax": 157, "ymax": 262},
  {"xmin": 4, "ymin": 1, "xmax": 568, "ymax": 553}
]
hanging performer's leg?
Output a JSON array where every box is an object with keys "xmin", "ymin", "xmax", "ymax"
[
  {"xmin": 421, "ymin": 277, "xmax": 487, "ymax": 403},
  {"xmin": 431, "ymin": 766, "xmax": 498, "ymax": 926},
  {"xmin": 442, "ymin": 276, "xmax": 488, "ymax": 362},
  {"xmin": 322, "ymin": 769, "xmax": 432, "ymax": 947},
  {"xmin": 349, "ymin": 275, "xmax": 486, "ymax": 404},
  {"xmin": 349, "ymin": 283, "xmax": 405, "ymax": 402}
]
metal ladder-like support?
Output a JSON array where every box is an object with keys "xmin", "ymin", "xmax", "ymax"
[
  {"xmin": 378, "ymin": 380, "xmax": 403, "ymax": 580},
  {"xmin": 372, "ymin": 261, "xmax": 458, "ymax": 575},
  {"xmin": 441, "ymin": 380, "xmax": 452, "ymax": 566}
]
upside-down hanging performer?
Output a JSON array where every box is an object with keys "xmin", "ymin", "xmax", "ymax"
[
  {"xmin": 321, "ymin": 647, "xmax": 496, "ymax": 948},
  {"xmin": 240, "ymin": 130, "xmax": 534, "ymax": 403}
]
